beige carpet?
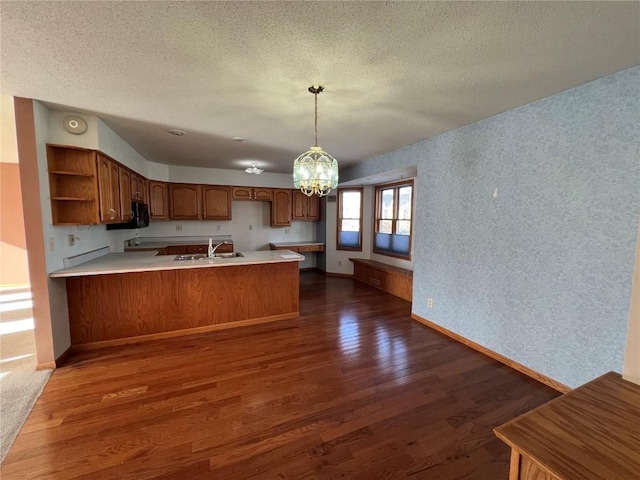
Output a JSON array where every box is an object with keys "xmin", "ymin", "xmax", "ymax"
[{"xmin": 0, "ymin": 288, "xmax": 52, "ymax": 462}]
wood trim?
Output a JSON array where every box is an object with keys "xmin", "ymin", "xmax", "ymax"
[
  {"xmin": 372, "ymin": 179, "xmax": 414, "ymax": 261},
  {"xmin": 36, "ymin": 362, "xmax": 56, "ymax": 370},
  {"xmin": 71, "ymin": 312, "xmax": 299, "ymax": 351},
  {"xmin": 336, "ymin": 187, "xmax": 363, "ymax": 252},
  {"xmin": 411, "ymin": 313, "xmax": 571, "ymax": 393},
  {"xmin": 54, "ymin": 345, "xmax": 74, "ymax": 367},
  {"xmin": 509, "ymin": 448, "xmax": 521, "ymax": 480},
  {"xmin": 323, "ymin": 272, "xmax": 353, "ymax": 278}
]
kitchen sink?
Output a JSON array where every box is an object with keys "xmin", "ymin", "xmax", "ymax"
[
  {"xmin": 213, "ymin": 252, "xmax": 243, "ymax": 258},
  {"xmin": 173, "ymin": 253, "xmax": 243, "ymax": 261}
]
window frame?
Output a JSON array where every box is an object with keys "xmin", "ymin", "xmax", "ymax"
[
  {"xmin": 373, "ymin": 179, "xmax": 414, "ymax": 260},
  {"xmin": 336, "ymin": 187, "xmax": 363, "ymax": 252}
]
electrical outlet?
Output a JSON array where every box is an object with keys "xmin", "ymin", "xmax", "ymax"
[
  {"xmin": 427, "ymin": 298, "xmax": 433, "ymax": 308},
  {"xmin": 338, "ymin": 260, "xmax": 342, "ymax": 266},
  {"xmin": 68, "ymin": 234, "xmax": 76, "ymax": 246},
  {"xmin": 49, "ymin": 237, "xmax": 55, "ymax": 252},
  {"xmin": 285, "ymin": 228, "xmax": 290, "ymax": 234},
  {"xmin": 249, "ymin": 225, "xmax": 253, "ymax": 231},
  {"xmin": 176, "ymin": 225, "xmax": 183, "ymax": 232},
  {"xmin": 216, "ymin": 225, "xmax": 221, "ymax": 231}
]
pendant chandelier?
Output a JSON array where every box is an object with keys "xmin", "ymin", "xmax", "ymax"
[{"xmin": 293, "ymin": 85, "xmax": 338, "ymax": 197}]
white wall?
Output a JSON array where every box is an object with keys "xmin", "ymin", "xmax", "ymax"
[
  {"xmin": 167, "ymin": 164, "xmax": 294, "ymax": 189},
  {"xmin": 97, "ymin": 118, "xmax": 149, "ymax": 176},
  {"xmin": 48, "ymin": 111, "xmax": 99, "ymax": 149}
]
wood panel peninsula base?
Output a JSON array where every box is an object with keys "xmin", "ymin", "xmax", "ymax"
[{"xmin": 64, "ymin": 261, "xmax": 300, "ymax": 348}]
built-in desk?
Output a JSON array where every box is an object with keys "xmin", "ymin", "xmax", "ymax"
[
  {"xmin": 269, "ymin": 241, "xmax": 324, "ymax": 253},
  {"xmin": 494, "ymin": 372, "xmax": 640, "ymax": 480}
]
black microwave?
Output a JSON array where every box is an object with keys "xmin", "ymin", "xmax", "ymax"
[{"xmin": 106, "ymin": 201, "xmax": 150, "ymax": 230}]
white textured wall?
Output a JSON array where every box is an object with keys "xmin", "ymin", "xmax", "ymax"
[{"xmin": 340, "ymin": 67, "xmax": 640, "ymax": 388}]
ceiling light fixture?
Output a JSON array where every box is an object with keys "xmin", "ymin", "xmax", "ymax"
[
  {"xmin": 293, "ymin": 85, "xmax": 338, "ymax": 197},
  {"xmin": 245, "ymin": 162, "xmax": 263, "ymax": 174}
]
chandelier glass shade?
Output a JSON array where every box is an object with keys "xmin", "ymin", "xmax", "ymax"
[{"xmin": 293, "ymin": 86, "xmax": 338, "ymax": 197}]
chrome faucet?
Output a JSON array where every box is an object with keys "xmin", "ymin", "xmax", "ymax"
[{"xmin": 208, "ymin": 240, "xmax": 231, "ymax": 258}]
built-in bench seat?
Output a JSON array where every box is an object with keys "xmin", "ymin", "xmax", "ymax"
[{"xmin": 350, "ymin": 258, "xmax": 413, "ymax": 302}]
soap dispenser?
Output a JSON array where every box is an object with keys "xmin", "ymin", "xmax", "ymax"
[{"xmin": 207, "ymin": 237, "xmax": 214, "ymax": 258}]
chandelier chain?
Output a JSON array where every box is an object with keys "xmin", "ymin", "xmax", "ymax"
[{"xmin": 314, "ymin": 92, "xmax": 318, "ymax": 147}]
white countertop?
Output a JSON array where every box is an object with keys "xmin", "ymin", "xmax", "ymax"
[
  {"xmin": 50, "ymin": 250, "xmax": 304, "ymax": 278},
  {"xmin": 269, "ymin": 241, "xmax": 325, "ymax": 247}
]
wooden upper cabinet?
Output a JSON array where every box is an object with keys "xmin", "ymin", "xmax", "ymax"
[
  {"xmin": 203, "ymin": 185, "xmax": 232, "ymax": 220},
  {"xmin": 292, "ymin": 190, "xmax": 307, "ymax": 220},
  {"xmin": 149, "ymin": 181, "xmax": 168, "ymax": 220},
  {"xmin": 119, "ymin": 167, "xmax": 133, "ymax": 221},
  {"xmin": 232, "ymin": 186, "xmax": 273, "ymax": 201},
  {"xmin": 307, "ymin": 194, "xmax": 320, "ymax": 221},
  {"xmin": 47, "ymin": 145, "xmax": 100, "ymax": 225},
  {"xmin": 253, "ymin": 187, "xmax": 273, "ymax": 201},
  {"xmin": 97, "ymin": 153, "xmax": 120, "ymax": 223},
  {"xmin": 47, "ymin": 144, "xmax": 155, "ymax": 226},
  {"xmin": 140, "ymin": 177, "xmax": 149, "ymax": 205},
  {"xmin": 232, "ymin": 186, "xmax": 253, "ymax": 200},
  {"xmin": 292, "ymin": 190, "xmax": 321, "ymax": 221},
  {"xmin": 271, "ymin": 189, "xmax": 292, "ymax": 227},
  {"xmin": 169, "ymin": 183, "xmax": 201, "ymax": 219},
  {"xmin": 131, "ymin": 173, "xmax": 147, "ymax": 202}
]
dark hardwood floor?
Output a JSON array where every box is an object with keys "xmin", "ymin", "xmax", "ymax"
[{"xmin": 1, "ymin": 272, "xmax": 559, "ymax": 479}]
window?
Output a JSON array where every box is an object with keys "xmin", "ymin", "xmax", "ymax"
[
  {"xmin": 337, "ymin": 188, "xmax": 363, "ymax": 251},
  {"xmin": 374, "ymin": 180, "xmax": 413, "ymax": 258}
]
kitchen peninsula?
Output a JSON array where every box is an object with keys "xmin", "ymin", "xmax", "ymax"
[{"xmin": 51, "ymin": 250, "xmax": 304, "ymax": 348}]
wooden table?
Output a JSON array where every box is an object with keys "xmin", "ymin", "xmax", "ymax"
[{"xmin": 494, "ymin": 372, "xmax": 640, "ymax": 480}]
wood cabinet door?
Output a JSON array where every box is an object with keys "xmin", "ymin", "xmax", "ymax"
[
  {"xmin": 203, "ymin": 185, "xmax": 232, "ymax": 220},
  {"xmin": 232, "ymin": 186, "xmax": 253, "ymax": 200},
  {"xmin": 131, "ymin": 173, "xmax": 145, "ymax": 201},
  {"xmin": 185, "ymin": 244, "xmax": 208, "ymax": 254},
  {"xmin": 109, "ymin": 160, "xmax": 120, "ymax": 222},
  {"xmin": 149, "ymin": 181, "xmax": 168, "ymax": 220},
  {"xmin": 292, "ymin": 190, "xmax": 307, "ymax": 220},
  {"xmin": 169, "ymin": 183, "xmax": 201, "ymax": 219},
  {"xmin": 97, "ymin": 154, "xmax": 120, "ymax": 223},
  {"xmin": 307, "ymin": 194, "xmax": 320, "ymax": 221},
  {"xmin": 253, "ymin": 187, "xmax": 273, "ymax": 201},
  {"xmin": 140, "ymin": 178, "xmax": 149, "ymax": 205},
  {"xmin": 271, "ymin": 189, "xmax": 292, "ymax": 227},
  {"xmin": 119, "ymin": 167, "xmax": 133, "ymax": 221}
]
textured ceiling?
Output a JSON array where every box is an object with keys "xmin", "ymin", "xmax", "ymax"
[{"xmin": 1, "ymin": 1, "xmax": 638, "ymax": 174}]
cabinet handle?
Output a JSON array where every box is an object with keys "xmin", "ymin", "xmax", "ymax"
[{"xmin": 369, "ymin": 277, "xmax": 381, "ymax": 286}]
